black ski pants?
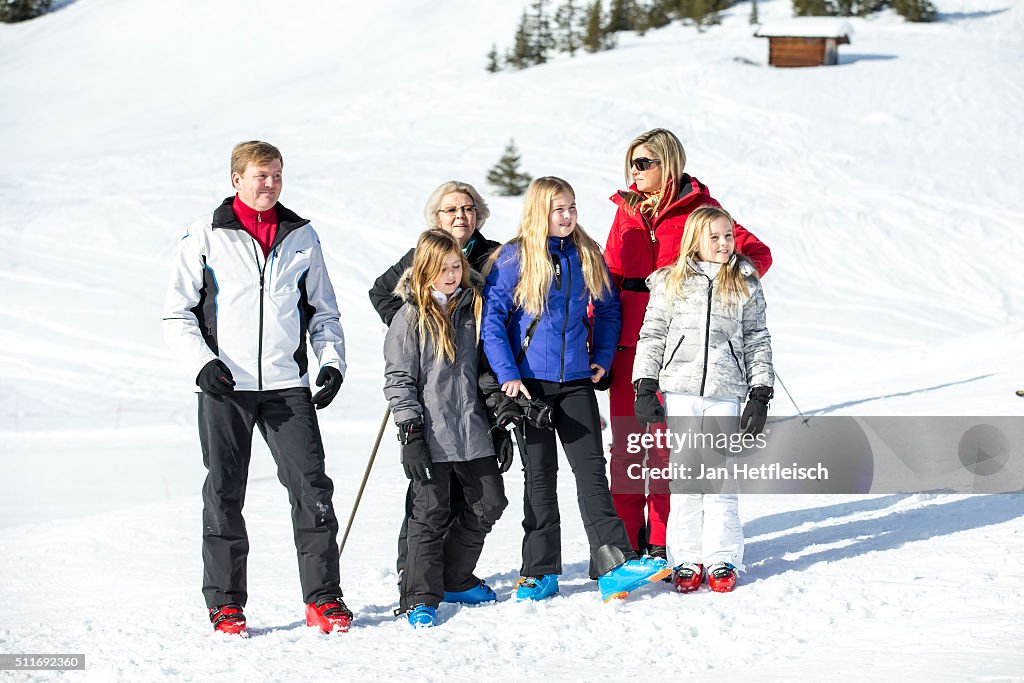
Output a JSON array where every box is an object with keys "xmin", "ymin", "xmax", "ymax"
[
  {"xmin": 400, "ymin": 457, "xmax": 507, "ymax": 611},
  {"xmin": 396, "ymin": 473, "xmax": 467, "ymax": 574},
  {"xmin": 199, "ymin": 388, "xmax": 341, "ymax": 609},
  {"xmin": 519, "ymin": 379, "xmax": 634, "ymax": 577}
]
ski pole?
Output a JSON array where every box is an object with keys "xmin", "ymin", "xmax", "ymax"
[
  {"xmin": 338, "ymin": 405, "xmax": 391, "ymax": 559},
  {"xmin": 774, "ymin": 370, "xmax": 810, "ymax": 426}
]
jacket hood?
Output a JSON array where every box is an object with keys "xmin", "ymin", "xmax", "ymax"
[{"xmin": 609, "ymin": 175, "xmax": 709, "ymax": 215}]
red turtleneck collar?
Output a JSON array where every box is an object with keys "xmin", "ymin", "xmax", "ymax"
[{"xmin": 232, "ymin": 194, "xmax": 278, "ymax": 257}]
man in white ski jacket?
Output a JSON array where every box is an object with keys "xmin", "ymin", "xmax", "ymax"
[{"xmin": 163, "ymin": 141, "xmax": 352, "ymax": 635}]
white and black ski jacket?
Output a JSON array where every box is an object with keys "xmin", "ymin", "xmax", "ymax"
[{"xmin": 163, "ymin": 197, "xmax": 346, "ymax": 391}]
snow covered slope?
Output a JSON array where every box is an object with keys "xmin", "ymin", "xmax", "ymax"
[{"xmin": 1, "ymin": 0, "xmax": 1022, "ymax": 680}]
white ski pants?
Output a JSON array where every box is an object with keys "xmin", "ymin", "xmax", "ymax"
[{"xmin": 663, "ymin": 392, "xmax": 744, "ymax": 570}]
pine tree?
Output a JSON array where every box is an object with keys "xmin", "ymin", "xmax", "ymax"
[
  {"xmin": 749, "ymin": 0, "xmax": 759, "ymax": 24},
  {"xmin": 529, "ymin": 0, "xmax": 556, "ymax": 65},
  {"xmin": 892, "ymin": 0, "xmax": 936, "ymax": 21},
  {"xmin": 584, "ymin": 0, "xmax": 605, "ymax": 52},
  {"xmin": 506, "ymin": 11, "xmax": 533, "ymax": 69},
  {"xmin": 646, "ymin": 0, "xmax": 673, "ymax": 29},
  {"xmin": 0, "ymin": 0, "xmax": 51, "ymax": 22},
  {"xmin": 487, "ymin": 140, "xmax": 532, "ymax": 197},
  {"xmin": 792, "ymin": 0, "xmax": 832, "ymax": 16},
  {"xmin": 607, "ymin": 0, "xmax": 635, "ymax": 32},
  {"xmin": 485, "ymin": 44, "xmax": 502, "ymax": 73},
  {"xmin": 555, "ymin": 0, "xmax": 583, "ymax": 55}
]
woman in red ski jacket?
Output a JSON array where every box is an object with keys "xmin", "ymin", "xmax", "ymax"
[{"xmin": 603, "ymin": 128, "xmax": 772, "ymax": 560}]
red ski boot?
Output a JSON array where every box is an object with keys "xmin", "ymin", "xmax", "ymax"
[
  {"xmin": 707, "ymin": 562, "xmax": 737, "ymax": 593},
  {"xmin": 209, "ymin": 604, "xmax": 247, "ymax": 636},
  {"xmin": 305, "ymin": 596, "xmax": 353, "ymax": 633},
  {"xmin": 672, "ymin": 563, "xmax": 705, "ymax": 593}
]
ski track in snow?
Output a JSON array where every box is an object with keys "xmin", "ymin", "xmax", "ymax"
[{"xmin": 1, "ymin": 0, "xmax": 1023, "ymax": 679}]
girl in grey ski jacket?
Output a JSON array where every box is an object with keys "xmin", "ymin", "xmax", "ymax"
[{"xmin": 383, "ymin": 265, "xmax": 495, "ymax": 464}]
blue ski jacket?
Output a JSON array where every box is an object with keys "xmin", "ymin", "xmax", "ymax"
[{"xmin": 482, "ymin": 237, "xmax": 621, "ymax": 385}]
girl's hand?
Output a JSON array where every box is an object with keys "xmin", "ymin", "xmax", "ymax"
[
  {"xmin": 502, "ymin": 380, "xmax": 533, "ymax": 400},
  {"xmin": 590, "ymin": 364, "xmax": 606, "ymax": 383}
]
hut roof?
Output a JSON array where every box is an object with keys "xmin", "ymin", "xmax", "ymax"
[{"xmin": 755, "ymin": 19, "xmax": 854, "ymax": 40}]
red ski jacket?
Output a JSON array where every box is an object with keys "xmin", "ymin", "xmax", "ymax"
[{"xmin": 603, "ymin": 174, "xmax": 772, "ymax": 348}]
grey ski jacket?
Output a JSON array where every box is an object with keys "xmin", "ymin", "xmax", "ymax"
[
  {"xmin": 632, "ymin": 258, "xmax": 774, "ymax": 398},
  {"xmin": 383, "ymin": 271, "xmax": 496, "ymax": 463}
]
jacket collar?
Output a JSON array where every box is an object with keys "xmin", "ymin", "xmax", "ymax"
[
  {"xmin": 211, "ymin": 196, "xmax": 311, "ymax": 250},
  {"xmin": 609, "ymin": 174, "xmax": 705, "ymax": 216}
]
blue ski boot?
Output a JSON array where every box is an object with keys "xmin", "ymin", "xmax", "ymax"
[
  {"xmin": 514, "ymin": 574, "xmax": 559, "ymax": 601},
  {"xmin": 406, "ymin": 604, "xmax": 437, "ymax": 628},
  {"xmin": 598, "ymin": 556, "xmax": 672, "ymax": 602},
  {"xmin": 444, "ymin": 580, "xmax": 497, "ymax": 605}
]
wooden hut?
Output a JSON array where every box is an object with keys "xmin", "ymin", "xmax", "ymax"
[{"xmin": 755, "ymin": 20, "xmax": 853, "ymax": 67}]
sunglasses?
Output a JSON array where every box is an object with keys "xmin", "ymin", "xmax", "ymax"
[{"xmin": 631, "ymin": 157, "xmax": 661, "ymax": 171}]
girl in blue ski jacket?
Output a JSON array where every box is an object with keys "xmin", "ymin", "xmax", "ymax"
[{"xmin": 482, "ymin": 176, "xmax": 671, "ymax": 602}]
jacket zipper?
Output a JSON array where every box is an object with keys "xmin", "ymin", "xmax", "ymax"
[
  {"xmin": 249, "ymin": 238, "xmax": 266, "ymax": 391},
  {"xmin": 698, "ymin": 273, "xmax": 713, "ymax": 396},
  {"xmin": 665, "ymin": 334, "xmax": 686, "ymax": 366},
  {"xmin": 558, "ymin": 240, "xmax": 571, "ymax": 382},
  {"xmin": 727, "ymin": 340, "xmax": 744, "ymax": 378}
]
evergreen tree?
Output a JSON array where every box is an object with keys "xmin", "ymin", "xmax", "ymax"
[
  {"xmin": 749, "ymin": 0, "xmax": 759, "ymax": 24},
  {"xmin": 607, "ymin": 0, "xmax": 636, "ymax": 32},
  {"xmin": 634, "ymin": 0, "xmax": 672, "ymax": 34},
  {"xmin": 688, "ymin": 0, "xmax": 723, "ymax": 30},
  {"xmin": 529, "ymin": 0, "xmax": 556, "ymax": 64},
  {"xmin": 584, "ymin": 0, "xmax": 606, "ymax": 52},
  {"xmin": 647, "ymin": 1, "xmax": 673, "ymax": 29},
  {"xmin": 892, "ymin": 0, "xmax": 936, "ymax": 21},
  {"xmin": 0, "ymin": 0, "xmax": 50, "ymax": 22},
  {"xmin": 485, "ymin": 43, "xmax": 502, "ymax": 73},
  {"xmin": 555, "ymin": 0, "xmax": 583, "ymax": 55},
  {"xmin": 506, "ymin": 11, "xmax": 532, "ymax": 69},
  {"xmin": 792, "ymin": 0, "xmax": 831, "ymax": 16},
  {"xmin": 487, "ymin": 140, "xmax": 532, "ymax": 197}
]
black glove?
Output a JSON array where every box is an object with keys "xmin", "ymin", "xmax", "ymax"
[
  {"xmin": 593, "ymin": 369, "xmax": 612, "ymax": 392},
  {"xmin": 633, "ymin": 378, "xmax": 665, "ymax": 426},
  {"xmin": 490, "ymin": 395, "xmax": 523, "ymax": 430},
  {"xmin": 492, "ymin": 426, "xmax": 516, "ymax": 474},
  {"xmin": 311, "ymin": 366, "xmax": 343, "ymax": 409},
  {"xmin": 740, "ymin": 386, "xmax": 773, "ymax": 436},
  {"xmin": 515, "ymin": 396, "xmax": 554, "ymax": 430},
  {"xmin": 196, "ymin": 359, "xmax": 235, "ymax": 396},
  {"xmin": 397, "ymin": 419, "xmax": 432, "ymax": 482}
]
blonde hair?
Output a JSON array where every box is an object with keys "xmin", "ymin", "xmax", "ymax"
[
  {"xmin": 662, "ymin": 206, "xmax": 753, "ymax": 309},
  {"xmin": 494, "ymin": 176, "xmax": 611, "ymax": 317},
  {"xmin": 622, "ymin": 128, "xmax": 687, "ymax": 216},
  {"xmin": 422, "ymin": 180, "xmax": 491, "ymax": 230},
  {"xmin": 230, "ymin": 141, "xmax": 283, "ymax": 177},
  {"xmin": 407, "ymin": 229, "xmax": 482, "ymax": 361}
]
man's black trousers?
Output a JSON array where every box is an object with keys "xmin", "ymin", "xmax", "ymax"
[
  {"xmin": 400, "ymin": 457, "xmax": 507, "ymax": 611},
  {"xmin": 199, "ymin": 388, "xmax": 341, "ymax": 608},
  {"xmin": 519, "ymin": 379, "xmax": 634, "ymax": 577}
]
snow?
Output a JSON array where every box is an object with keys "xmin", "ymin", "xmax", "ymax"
[
  {"xmin": 755, "ymin": 18, "xmax": 854, "ymax": 38},
  {"xmin": 1, "ymin": 0, "xmax": 1023, "ymax": 680}
]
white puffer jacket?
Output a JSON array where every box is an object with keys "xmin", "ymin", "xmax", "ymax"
[
  {"xmin": 163, "ymin": 197, "xmax": 346, "ymax": 391},
  {"xmin": 632, "ymin": 258, "xmax": 773, "ymax": 399}
]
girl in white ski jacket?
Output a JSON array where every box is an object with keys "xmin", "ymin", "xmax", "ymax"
[{"xmin": 632, "ymin": 205, "xmax": 774, "ymax": 594}]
